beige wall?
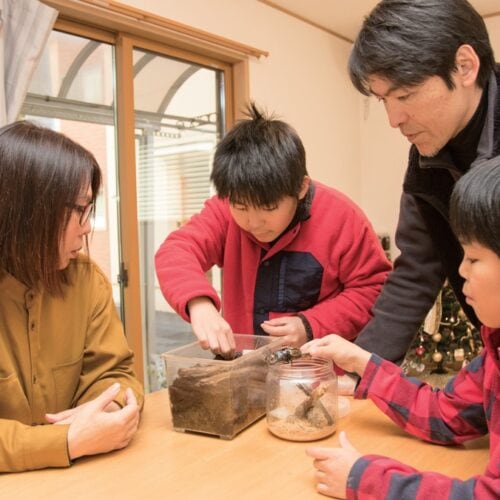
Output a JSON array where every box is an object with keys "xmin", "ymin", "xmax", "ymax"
[
  {"xmin": 118, "ymin": 0, "xmax": 500, "ymax": 257},
  {"xmin": 118, "ymin": 0, "xmax": 361, "ymax": 199},
  {"xmin": 358, "ymin": 91, "xmax": 408, "ymax": 255},
  {"xmin": 486, "ymin": 16, "xmax": 500, "ymax": 53}
]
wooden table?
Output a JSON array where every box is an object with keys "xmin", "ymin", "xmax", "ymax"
[{"xmin": 2, "ymin": 390, "xmax": 488, "ymax": 499}]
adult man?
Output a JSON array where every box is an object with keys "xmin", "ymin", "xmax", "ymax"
[{"xmin": 350, "ymin": 0, "xmax": 498, "ymax": 363}]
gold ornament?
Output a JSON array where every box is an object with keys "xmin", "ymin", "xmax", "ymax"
[
  {"xmin": 432, "ymin": 332, "xmax": 442, "ymax": 343},
  {"xmin": 432, "ymin": 351, "xmax": 443, "ymax": 363}
]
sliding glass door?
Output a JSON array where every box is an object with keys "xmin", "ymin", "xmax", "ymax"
[{"xmin": 132, "ymin": 48, "xmax": 224, "ymax": 389}]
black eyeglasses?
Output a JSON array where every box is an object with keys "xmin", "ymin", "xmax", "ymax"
[{"xmin": 69, "ymin": 202, "xmax": 94, "ymax": 226}]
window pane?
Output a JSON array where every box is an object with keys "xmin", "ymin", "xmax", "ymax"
[
  {"xmin": 21, "ymin": 30, "xmax": 123, "ymax": 318},
  {"xmin": 133, "ymin": 48, "xmax": 224, "ymax": 390}
]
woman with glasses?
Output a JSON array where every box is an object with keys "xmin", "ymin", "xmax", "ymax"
[{"xmin": 0, "ymin": 121, "xmax": 144, "ymax": 472}]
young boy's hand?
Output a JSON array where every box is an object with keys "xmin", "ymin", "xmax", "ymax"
[
  {"xmin": 260, "ymin": 316, "xmax": 307, "ymax": 346},
  {"xmin": 188, "ymin": 297, "xmax": 236, "ymax": 355},
  {"xmin": 301, "ymin": 334, "xmax": 371, "ymax": 377},
  {"xmin": 306, "ymin": 431, "xmax": 361, "ymax": 499}
]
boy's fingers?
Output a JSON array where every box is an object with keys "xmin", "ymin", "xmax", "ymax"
[
  {"xmin": 305, "ymin": 446, "xmax": 337, "ymax": 460},
  {"xmin": 339, "ymin": 431, "xmax": 356, "ymax": 451},
  {"xmin": 216, "ymin": 332, "xmax": 233, "ymax": 356},
  {"xmin": 261, "ymin": 323, "xmax": 287, "ymax": 336},
  {"xmin": 262, "ymin": 318, "xmax": 286, "ymax": 326}
]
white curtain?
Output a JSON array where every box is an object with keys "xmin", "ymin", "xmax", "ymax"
[{"xmin": 0, "ymin": 0, "xmax": 57, "ymax": 125}]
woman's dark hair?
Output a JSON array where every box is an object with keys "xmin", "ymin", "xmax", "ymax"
[
  {"xmin": 210, "ymin": 102, "xmax": 307, "ymax": 207},
  {"xmin": 450, "ymin": 158, "xmax": 500, "ymax": 256},
  {"xmin": 0, "ymin": 120, "xmax": 102, "ymax": 295},
  {"xmin": 349, "ymin": 0, "xmax": 495, "ymax": 95}
]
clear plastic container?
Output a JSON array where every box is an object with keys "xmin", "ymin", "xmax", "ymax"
[
  {"xmin": 266, "ymin": 358, "xmax": 337, "ymax": 441},
  {"xmin": 162, "ymin": 334, "xmax": 283, "ymax": 439}
]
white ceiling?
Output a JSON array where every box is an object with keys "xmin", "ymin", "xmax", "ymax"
[{"xmin": 262, "ymin": 0, "xmax": 500, "ymax": 42}]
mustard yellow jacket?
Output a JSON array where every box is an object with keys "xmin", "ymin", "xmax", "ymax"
[{"xmin": 0, "ymin": 256, "xmax": 144, "ymax": 472}]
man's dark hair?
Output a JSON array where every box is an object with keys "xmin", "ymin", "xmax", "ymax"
[
  {"xmin": 450, "ymin": 157, "xmax": 500, "ymax": 256},
  {"xmin": 349, "ymin": 0, "xmax": 495, "ymax": 95},
  {"xmin": 0, "ymin": 120, "xmax": 102, "ymax": 296},
  {"xmin": 210, "ymin": 102, "xmax": 307, "ymax": 206}
]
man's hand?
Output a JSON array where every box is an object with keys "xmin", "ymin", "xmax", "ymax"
[
  {"xmin": 301, "ymin": 334, "xmax": 371, "ymax": 377},
  {"xmin": 188, "ymin": 297, "xmax": 236, "ymax": 355},
  {"xmin": 306, "ymin": 431, "xmax": 361, "ymax": 499},
  {"xmin": 48, "ymin": 383, "xmax": 140, "ymax": 460},
  {"xmin": 260, "ymin": 316, "xmax": 307, "ymax": 347}
]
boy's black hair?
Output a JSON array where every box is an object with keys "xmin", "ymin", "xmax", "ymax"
[
  {"xmin": 450, "ymin": 158, "xmax": 500, "ymax": 256},
  {"xmin": 349, "ymin": 0, "xmax": 495, "ymax": 95},
  {"xmin": 210, "ymin": 102, "xmax": 307, "ymax": 206}
]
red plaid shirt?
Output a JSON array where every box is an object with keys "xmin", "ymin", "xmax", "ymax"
[{"xmin": 348, "ymin": 326, "xmax": 500, "ymax": 499}]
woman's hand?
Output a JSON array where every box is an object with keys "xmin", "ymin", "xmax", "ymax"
[
  {"xmin": 45, "ymin": 398, "xmax": 120, "ymax": 424},
  {"xmin": 49, "ymin": 383, "xmax": 140, "ymax": 460}
]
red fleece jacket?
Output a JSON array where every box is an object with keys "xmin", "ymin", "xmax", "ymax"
[{"xmin": 155, "ymin": 181, "xmax": 391, "ymax": 339}]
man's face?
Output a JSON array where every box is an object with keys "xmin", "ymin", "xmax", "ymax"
[{"xmin": 368, "ymin": 73, "xmax": 479, "ymax": 157}]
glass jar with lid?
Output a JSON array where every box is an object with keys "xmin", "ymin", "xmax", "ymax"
[{"xmin": 266, "ymin": 357, "xmax": 337, "ymax": 441}]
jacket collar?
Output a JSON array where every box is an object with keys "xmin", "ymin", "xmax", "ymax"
[
  {"xmin": 418, "ymin": 68, "xmax": 500, "ymax": 173},
  {"xmin": 471, "ymin": 68, "xmax": 499, "ymax": 166},
  {"xmin": 0, "ymin": 270, "xmax": 34, "ymax": 305}
]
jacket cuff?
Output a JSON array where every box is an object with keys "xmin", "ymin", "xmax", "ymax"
[
  {"xmin": 21, "ymin": 424, "xmax": 71, "ymax": 470},
  {"xmin": 346, "ymin": 456, "xmax": 372, "ymax": 497},
  {"xmin": 297, "ymin": 313, "xmax": 314, "ymax": 341},
  {"xmin": 354, "ymin": 354, "xmax": 384, "ymax": 399}
]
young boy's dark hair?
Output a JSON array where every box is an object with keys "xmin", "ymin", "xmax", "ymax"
[
  {"xmin": 210, "ymin": 102, "xmax": 307, "ymax": 208},
  {"xmin": 349, "ymin": 0, "xmax": 495, "ymax": 95},
  {"xmin": 450, "ymin": 158, "xmax": 500, "ymax": 256}
]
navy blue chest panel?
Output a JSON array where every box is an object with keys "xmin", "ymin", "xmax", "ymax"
[{"xmin": 253, "ymin": 251, "xmax": 323, "ymax": 334}]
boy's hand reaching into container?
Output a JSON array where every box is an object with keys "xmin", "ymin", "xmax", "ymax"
[{"xmin": 188, "ymin": 297, "xmax": 236, "ymax": 356}]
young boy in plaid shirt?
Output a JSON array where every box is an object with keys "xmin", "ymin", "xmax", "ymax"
[{"xmin": 302, "ymin": 158, "xmax": 500, "ymax": 499}]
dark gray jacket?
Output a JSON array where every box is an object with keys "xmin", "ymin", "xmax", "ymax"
[{"xmin": 356, "ymin": 68, "xmax": 500, "ymax": 363}]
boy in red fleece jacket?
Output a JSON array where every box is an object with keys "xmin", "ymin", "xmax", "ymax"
[
  {"xmin": 155, "ymin": 104, "xmax": 391, "ymax": 357},
  {"xmin": 302, "ymin": 158, "xmax": 500, "ymax": 499}
]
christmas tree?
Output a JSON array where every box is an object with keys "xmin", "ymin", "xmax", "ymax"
[{"xmin": 403, "ymin": 282, "xmax": 483, "ymax": 379}]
